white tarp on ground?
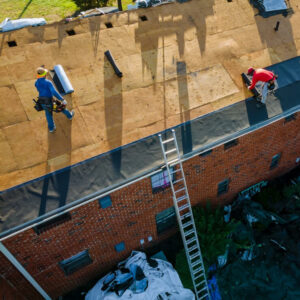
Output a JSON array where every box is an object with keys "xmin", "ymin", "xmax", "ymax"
[
  {"xmin": 0, "ymin": 18, "xmax": 46, "ymax": 32},
  {"xmin": 85, "ymin": 251, "xmax": 195, "ymax": 300}
]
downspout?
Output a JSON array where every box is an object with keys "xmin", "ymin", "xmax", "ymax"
[{"xmin": 0, "ymin": 242, "xmax": 51, "ymax": 300}]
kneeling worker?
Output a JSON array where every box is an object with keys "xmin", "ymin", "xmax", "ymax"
[
  {"xmin": 35, "ymin": 67, "xmax": 74, "ymax": 133},
  {"xmin": 247, "ymin": 67, "xmax": 278, "ymax": 105}
]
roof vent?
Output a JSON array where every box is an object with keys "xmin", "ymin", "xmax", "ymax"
[
  {"xmin": 105, "ymin": 22, "xmax": 113, "ymax": 28},
  {"xmin": 7, "ymin": 41, "xmax": 17, "ymax": 47},
  {"xmin": 66, "ymin": 29, "xmax": 76, "ymax": 36},
  {"xmin": 140, "ymin": 15, "xmax": 148, "ymax": 21}
]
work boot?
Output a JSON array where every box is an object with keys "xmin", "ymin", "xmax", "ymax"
[
  {"xmin": 69, "ymin": 111, "xmax": 75, "ymax": 120},
  {"xmin": 49, "ymin": 126, "xmax": 56, "ymax": 133}
]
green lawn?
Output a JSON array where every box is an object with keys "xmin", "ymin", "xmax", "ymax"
[
  {"xmin": 0, "ymin": 0, "xmax": 79, "ymax": 23},
  {"xmin": 0, "ymin": 0, "xmax": 135, "ymax": 24}
]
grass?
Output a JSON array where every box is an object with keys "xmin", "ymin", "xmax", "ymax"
[
  {"xmin": 119, "ymin": 0, "xmax": 135, "ymax": 10},
  {"xmin": 0, "ymin": 0, "xmax": 135, "ymax": 24},
  {"xmin": 0, "ymin": 0, "xmax": 79, "ymax": 23}
]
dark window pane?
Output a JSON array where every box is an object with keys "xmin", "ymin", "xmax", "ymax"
[
  {"xmin": 270, "ymin": 154, "xmax": 281, "ymax": 169},
  {"xmin": 115, "ymin": 242, "xmax": 125, "ymax": 252},
  {"xmin": 34, "ymin": 213, "xmax": 71, "ymax": 235},
  {"xmin": 285, "ymin": 113, "xmax": 296, "ymax": 123},
  {"xmin": 224, "ymin": 139, "xmax": 238, "ymax": 150},
  {"xmin": 199, "ymin": 149, "xmax": 213, "ymax": 157},
  {"xmin": 98, "ymin": 195, "xmax": 112, "ymax": 209},
  {"xmin": 59, "ymin": 250, "xmax": 92, "ymax": 276},
  {"xmin": 155, "ymin": 207, "xmax": 177, "ymax": 235},
  {"xmin": 218, "ymin": 179, "xmax": 229, "ymax": 195}
]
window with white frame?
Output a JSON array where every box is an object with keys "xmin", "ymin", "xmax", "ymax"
[{"xmin": 151, "ymin": 168, "xmax": 174, "ymax": 193}]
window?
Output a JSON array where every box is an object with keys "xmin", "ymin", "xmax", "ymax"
[
  {"xmin": 151, "ymin": 168, "xmax": 174, "ymax": 193},
  {"xmin": 59, "ymin": 250, "xmax": 92, "ymax": 275},
  {"xmin": 218, "ymin": 179, "xmax": 229, "ymax": 196},
  {"xmin": 224, "ymin": 139, "xmax": 238, "ymax": 150},
  {"xmin": 115, "ymin": 242, "xmax": 125, "ymax": 252},
  {"xmin": 285, "ymin": 113, "xmax": 296, "ymax": 123},
  {"xmin": 105, "ymin": 22, "xmax": 113, "ymax": 28},
  {"xmin": 34, "ymin": 213, "xmax": 71, "ymax": 235},
  {"xmin": 98, "ymin": 195, "xmax": 112, "ymax": 208},
  {"xmin": 199, "ymin": 149, "xmax": 212, "ymax": 157},
  {"xmin": 155, "ymin": 207, "xmax": 177, "ymax": 235},
  {"xmin": 270, "ymin": 154, "xmax": 281, "ymax": 169}
]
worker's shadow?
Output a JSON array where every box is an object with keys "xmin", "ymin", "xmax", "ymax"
[
  {"xmin": 38, "ymin": 94, "xmax": 73, "ymax": 215},
  {"xmin": 245, "ymin": 97, "xmax": 268, "ymax": 126}
]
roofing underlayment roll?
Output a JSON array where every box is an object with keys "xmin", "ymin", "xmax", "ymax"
[
  {"xmin": 53, "ymin": 64, "xmax": 74, "ymax": 94},
  {"xmin": 105, "ymin": 50, "xmax": 123, "ymax": 77}
]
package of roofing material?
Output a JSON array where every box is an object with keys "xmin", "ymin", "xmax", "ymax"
[
  {"xmin": 250, "ymin": 0, "xmax": 291, "ymax": 17},
  {"xmin": 104, "ymin": 50, "xmax": 123, "ymax": 78},
  {"xmin": 0, "ymin": 18, "xmax": 46, "ymax": 32},
  {"xmin": 85, "ymin": 251, "xmax": 195, "ymax": 300},
  {"xmin": 53, "ymin": 65, "xmax": 74, "ymax": 95}
]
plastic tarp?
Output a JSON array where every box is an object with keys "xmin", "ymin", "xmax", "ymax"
[
  {"xmin": 263, "ymin": 0, "xmax": 287, "ymax": 12},
  {"xmin": 216, "ymin": 178, "xmax": 300, "ymax": 300},
  {"xmin": 250, "ymin": 0, "xmax": 290, "ymax": 17},
  {"xmin": 0, "ymin": 18, "xmax": 46, "ymax": 32},
  {"xmin": 85, "ymin": 251, "xmax": 195, "ymax": 300}
]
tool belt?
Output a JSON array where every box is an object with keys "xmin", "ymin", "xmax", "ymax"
[{"xmin": 33, "ymin": 97, "xmax": 65, "ymax": 113}]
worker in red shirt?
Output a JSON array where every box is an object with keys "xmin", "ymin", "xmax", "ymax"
[{"xmin": 247, "ymin": 67, "xmax": 278, "ymax": 104}]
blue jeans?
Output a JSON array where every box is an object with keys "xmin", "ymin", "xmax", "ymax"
[{"xmin": 41, "ymin": 104, "xmax": 72, "ymax": 131}]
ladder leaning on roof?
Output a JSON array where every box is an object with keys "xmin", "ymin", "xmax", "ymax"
[{"xmin": 158, "ymin": 129, "xmax": 210, "ymax": 300}]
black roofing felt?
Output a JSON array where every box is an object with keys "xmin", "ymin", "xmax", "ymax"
[{"xmin": 1, "ymin": 57, "xmax": 300, "ymax": 238}]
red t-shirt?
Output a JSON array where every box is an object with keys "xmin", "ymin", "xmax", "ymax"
[{"xmin": 249, "ymin": 69, "xmax": 275, "ymax": 90}]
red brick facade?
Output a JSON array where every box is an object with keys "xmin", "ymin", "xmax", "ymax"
[{"xmin": 1, "ymin": 114, "xmax": 299, "ymax": 299}]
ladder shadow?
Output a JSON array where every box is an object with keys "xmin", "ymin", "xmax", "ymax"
[{"xmin": 177, "ymin": 61, "xmax": 192, "ymax": 154}]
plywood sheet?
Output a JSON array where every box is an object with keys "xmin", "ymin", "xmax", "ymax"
[{"xmin": 0, "ymin": 85, "xmax": 27, "ymax": 127}]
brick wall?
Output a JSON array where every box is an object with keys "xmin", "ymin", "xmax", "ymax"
[{"xmin": 1, "ymin": 114, "xmax": 299, "ymax": 299}]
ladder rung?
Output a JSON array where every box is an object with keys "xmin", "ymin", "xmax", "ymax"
[
  {"xmin": 179, "ymin": 203, "xmax": 190, "ymax": 211},
  {"xmin": 174, "ymin": 178, "xmax": 184, "ymax": 184},
  {"xmin": 182, "ymin": 221, "xmax": 193, "ymax": 229},
  {"xmin": 170, "ymin": 168, "xmax": 181, "ymax": 174},
  {"xmin": 190, "ymin": 252, "xmax": 200, "ymax": 261},
  {"xmin": 168, "ymin": 158, "xmax": 179, "ymax": 165},
  {"xmin": 177, "ymin": 195, "xmax": 187, "ymax": 203},
  {"xmin": 186, "ymin": 236, "xmax": 197, "ymax": 245},
  {"xmin": 188, "ymin": 245, "xmax": 198, "ymax": 253},
  {"xmin": 195, "ymin": 280, "xmax": 206, "ymax": 288},
  {"xmin": 193, "ymin": 266, "xmax": 204, "ymax": 275},
  {"xmin": 198, "ymin": 294, "xmax": 208, "ymax": 300},
  {"xmin": 162, "ymin": 137, "xmax": 175, "ymax": 144},
  {"xmin": 184, "ymin": 229, "xmax": 195, "ymax": 237},
  {"xmin": 191, "ymin": 260, "xmax": 203, "ymax": 268},
  {"xmin": 175, "ymin": 187, "xmax": 185, "ymax": 193},
  {"xmin": 193, "ymin": 266, "xmax": 204, "ymax": 272},
  {"xmin": 165, "ymin": 148, "xmax": 177, "ymax": 155},
  {"xmin": 199, "ymin": 294, "xmax": 209, "ymax": 300},
  {"xmin": 181, "ymin": 212, "xmax": 192, "ymax": 220},
  {"xmin": 196, "ymin": 286, "xmax": 208, "ymax": 293},
  {"xmin": 194, "ymin": 273, "xmax": 205, "ymax": 280}
]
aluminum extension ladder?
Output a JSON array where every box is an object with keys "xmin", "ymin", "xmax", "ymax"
[{"xmin": 158, "ymin": 129, "xmax": 210, "ymax": 300}]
